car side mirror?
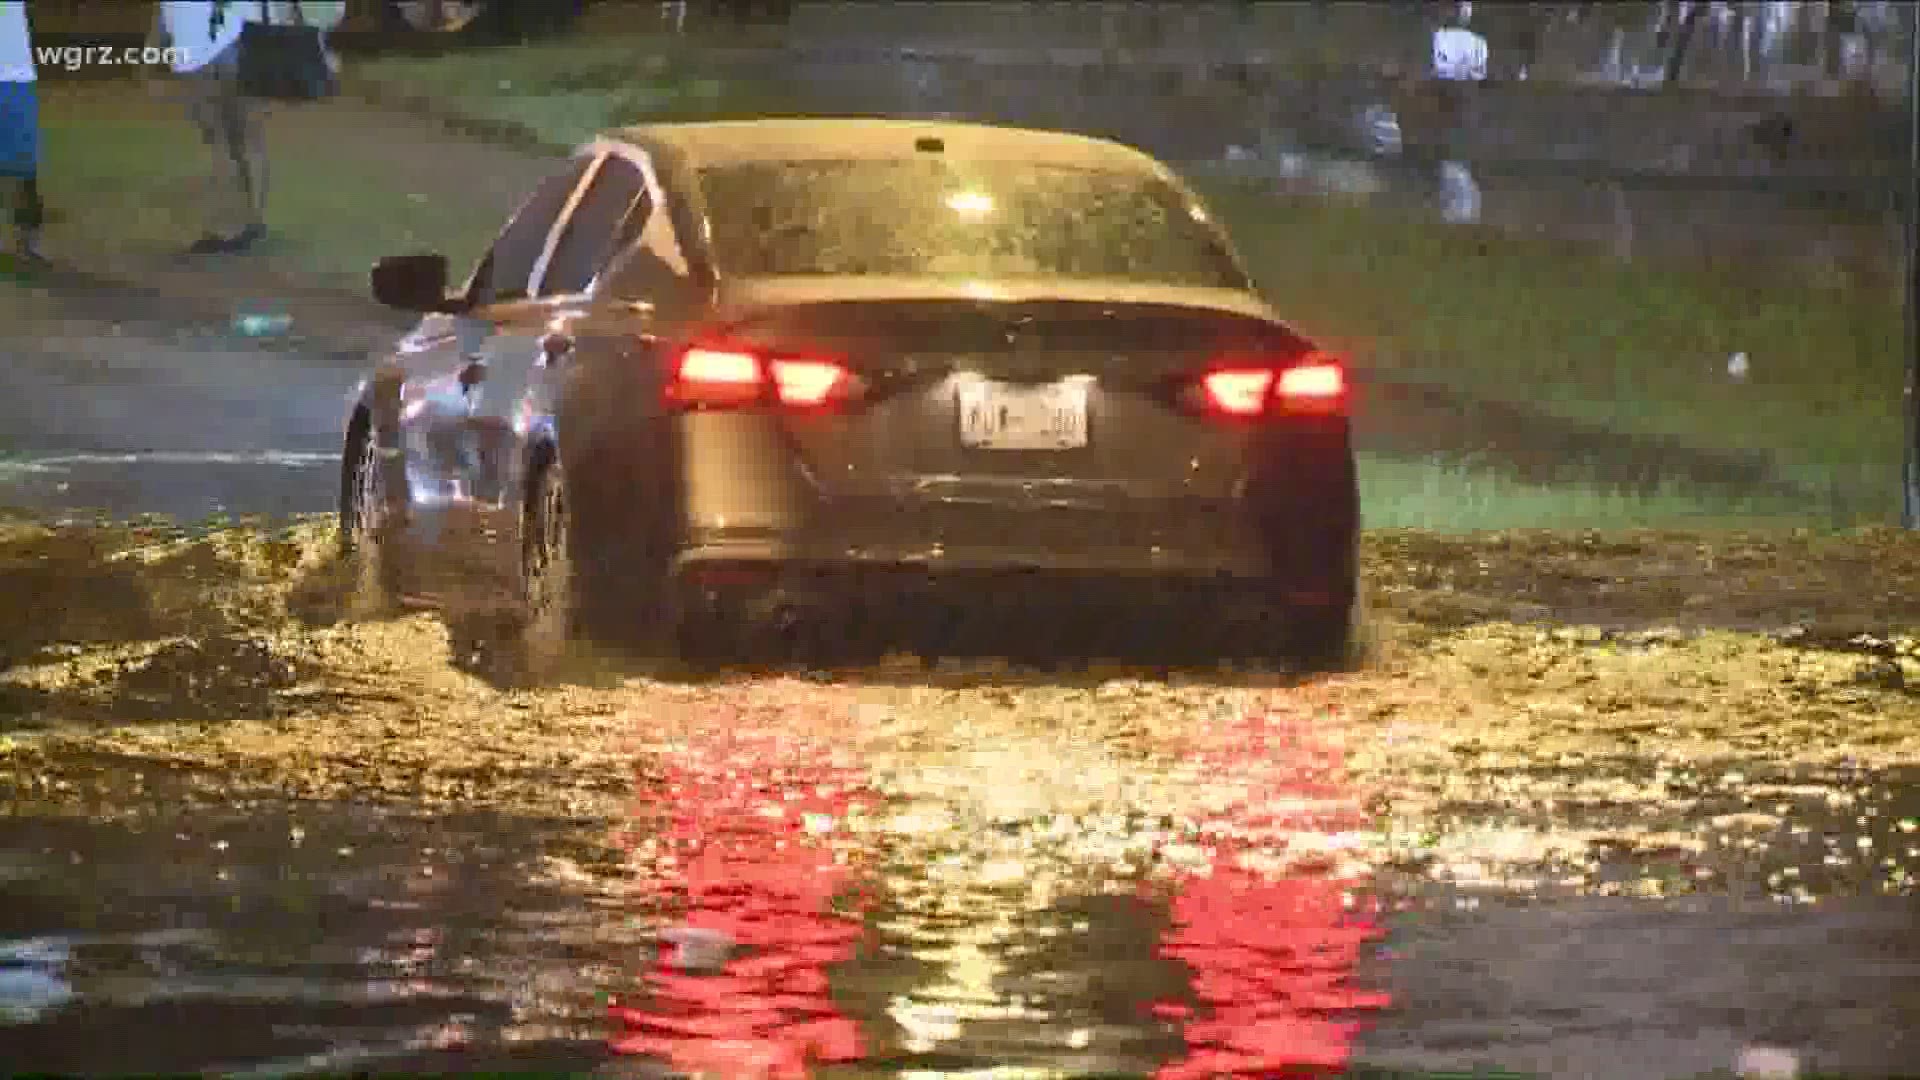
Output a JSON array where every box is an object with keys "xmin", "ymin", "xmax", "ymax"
[{"xmin": 371, "ymin": 253, "xmax": 469, "ymax": 314}]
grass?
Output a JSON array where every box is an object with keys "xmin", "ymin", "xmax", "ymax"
[
  {"xmin": 352, "ymin": 37, "xmax": 801, "ymax": 136},
  {"xmin": 1202, "ymin": 181, "xmax": 1904, "ymax": 514},
  {"xmin": 1355, "ymin": 453, "xmax": 1823, "ymax": 532},
  {"xmin": 33, "ymin": 85, "xmax": 513, "ymax": 293}
]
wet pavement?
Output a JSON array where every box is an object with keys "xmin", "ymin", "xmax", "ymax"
[
  {"xmin": 0, "ymin": 281, "xmax": 353, "ymax": 523},
  {"xmin": 0, "ymin": 452, "xmax": 337, "ymax": 524},
  {"xmin": 0, "ymin": 786, "xmax": 620, "ymax": 1074}
]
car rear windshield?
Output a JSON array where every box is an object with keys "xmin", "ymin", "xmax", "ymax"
[{"xmin": 697, "ymin": 158, "xmax": 1249, "ymax": 288}]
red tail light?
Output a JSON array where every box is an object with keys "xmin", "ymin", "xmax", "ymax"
[
  {"xmin": 1198, "ymin": 353, "xmax": 1347, "ymax": 419},
  {"xmin": 668, "ymin": 346, "xmax": 858, "ymax": 410},
  {"xmin": 672, "ymin": 348, "xmax": 763, "ymax": 409}
]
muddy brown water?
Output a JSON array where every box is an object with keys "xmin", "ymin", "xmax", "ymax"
[
  {"xmin": 1, "ymin": 523, "xmax": 1917, "ymax": 1076},
  {"xmin": 2, "ymin": 697, "xmax": 1916, "ymax": 1076},
  {"xmin": 0, "ymin": 782, "xmax": 621, "ymax": 1074}
]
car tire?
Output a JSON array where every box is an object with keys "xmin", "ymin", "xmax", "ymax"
[
  {"xmin": 520, "ymin": 454, "xmax": 578, "ymax": 657},
  {"xmin": 339, "ymin": 413, "xmax": 377, "ymax": 553},
  {"xmin": 338, "ymin": 411, "xmax": 401, "ymax": 610},
  {"xmin": 526, "ymin": 454, "xmax": 742, "ymax": 676}
]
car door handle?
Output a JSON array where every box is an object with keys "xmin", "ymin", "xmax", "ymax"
[{"xmin": 542, "ymin": 332, "xmax": 574, "ymax": 364}]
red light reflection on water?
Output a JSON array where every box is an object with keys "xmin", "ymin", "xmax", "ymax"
[
  {"xmin": 1151, "ymin": 707, "xmax": 1393, "ymax": 1079},
  {"xmin": 609, "ymin": 724, "xmax": 875, "ymax": 1080}
]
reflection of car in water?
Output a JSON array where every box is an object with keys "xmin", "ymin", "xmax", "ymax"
[
  {"xmin": 341, "ymin": 118, "xmax": 1361, "ymax": 667},
  {"xmin": 1150, "ymin": 707, "xmax": 1390, "ymax": 1077},
  {"xmin": 610, "ymin": 725, "xmax": 871, "ymax": 1073}
]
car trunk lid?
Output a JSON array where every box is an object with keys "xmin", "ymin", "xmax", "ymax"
[{"xmin": 703, "ymin": 276, "xmax": 1312, "ymax": 504}]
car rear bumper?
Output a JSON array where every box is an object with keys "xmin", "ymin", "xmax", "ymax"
[
  {"xmin": 668, "ymin": 539, "xmax": 1350, "ymax": 612},
  {"xmin": 670, "ymin": 474, "xmax": 1357, "ymax": 593},
  {"xmin": 675, "ymin": 537, "xmax": 1268, "ymax": 579},
  {"xmin": 661, "ymin": 543, "xmax": 1353, "ymax": 661}
]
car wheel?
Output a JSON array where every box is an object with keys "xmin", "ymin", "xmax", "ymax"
[
  {"xmin": 521, "ymin": 456, "xmax": 578, "ymax": 648},
  {"xmin": 340, "ymin": 414, "xmax": 382, "ymax": 552},
  {"xmin": 339, "ymin": 412, "xmax": 400, "ymax": 608}
]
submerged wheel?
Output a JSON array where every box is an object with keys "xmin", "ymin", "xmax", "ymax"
[
  {"xmin": 339, "ymin": 413, "xmax": 384, "ymax": 555},
  {"xmin": 338, "ymin": 411, "xmax": 403, "ymax": 610},
  {"xmin": 1270, "ymin": 504, "xmax": 1363, "ymax": 670},
  {"xmin": 521, "ymin": 456, "xmax": 578, "ymax": 643}
]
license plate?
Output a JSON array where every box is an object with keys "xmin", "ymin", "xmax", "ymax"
[{"xmin": 956, "ymin": 379, "xmax": 1089, "ymax": 450}]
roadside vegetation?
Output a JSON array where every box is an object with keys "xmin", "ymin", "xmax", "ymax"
[{"xmin": 1210, "ymin": 183, "xmax": 1901, "ymax": 517}]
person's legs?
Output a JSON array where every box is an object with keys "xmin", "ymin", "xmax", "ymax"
[
  {"xmin": 1431, "ymin": 80, "xmax": 1481, "ymax": 223},
  {"xmin": 185, "ymin": 67, "xmax": 238, "ymax": 247},
  {"xmin": 15, "ymin": 174, "xmax": 43, "ymax": 245},
  {"xmin": 230, "ymin": 92, "xmax": 267, "ymax": 238},
  {"xmin": 184, "ymin": 53, "xmax": 267, "ymax": 253},
  {"xmin": 3, "ymin": 176, "xmax": 42, "ymax": 262}
]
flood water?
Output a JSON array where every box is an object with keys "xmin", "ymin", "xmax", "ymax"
[
  {"xmin": 0, "ymin": 784, "xmax": 620, "ymax": 1074},
  {"xmin": 5, "ymin": 706, "xmax": 1916, "ymax": 1077}
]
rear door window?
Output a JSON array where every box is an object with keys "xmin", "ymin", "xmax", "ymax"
[
  {"xmin": 603, "ymin": 185, "xmax": 699, "ymax": 319},
  {"xmin": 467, "ymin": 155, "xmax": 595, "ymax": 306},
  {"xmin": 537, "ymin": 155, "xmax": 652, "ymax": 297}
]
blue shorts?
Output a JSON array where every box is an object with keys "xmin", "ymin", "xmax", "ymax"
[{"xmin": 0, "ymin": 80, "xmax": 38, "ymax": 179}]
